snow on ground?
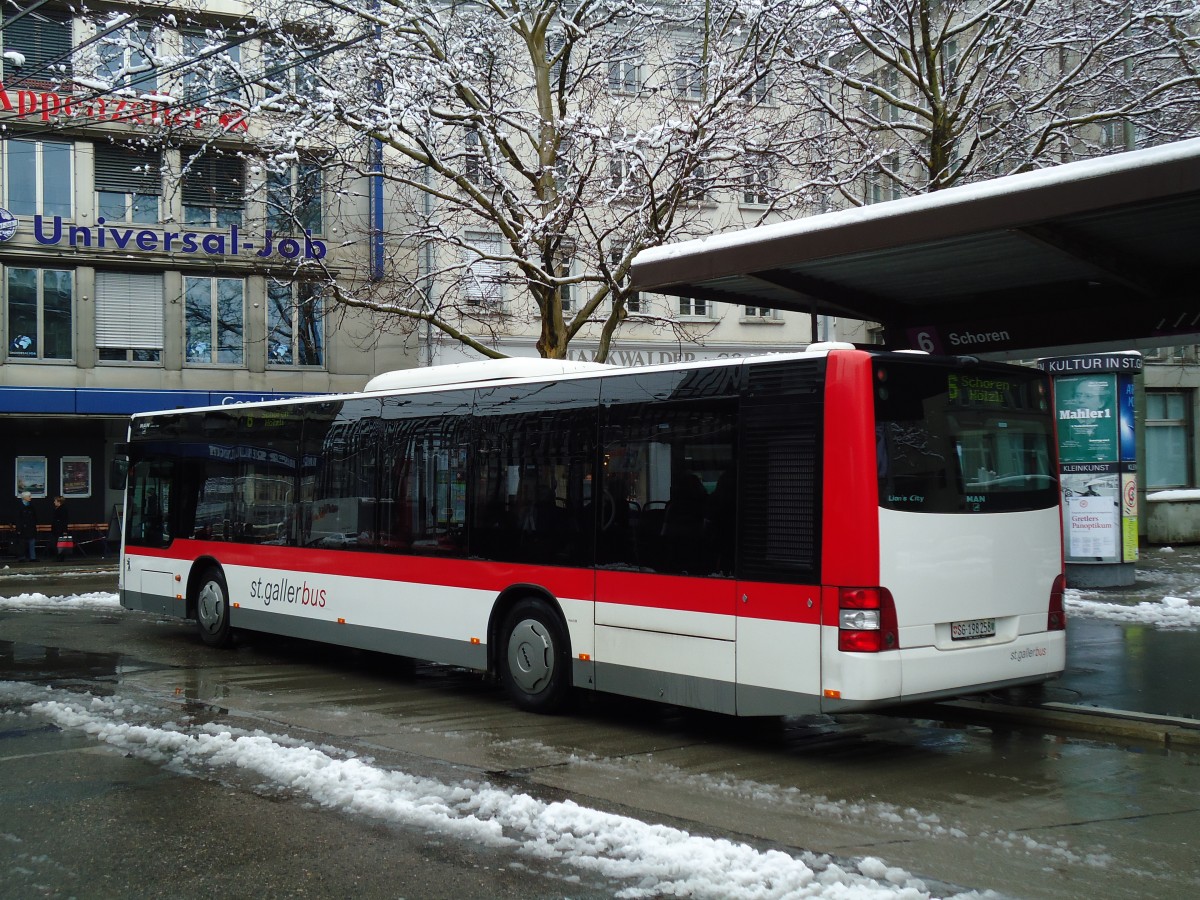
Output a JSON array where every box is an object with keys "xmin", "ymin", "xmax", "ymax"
[
  {"xmin": 0, "ymin": 577, "xmax": 1192, "ymax": 896},
  {"xmin": 1065, "ymin": 591, "xmax": 1200, "ymax": 628},
  {"xmin": 0, "ymin": 590, "xmax": 121, "ymax": 611},
  {"xmin": 0, "ymin": 681, "xmax": 976, "ymax": 900}
]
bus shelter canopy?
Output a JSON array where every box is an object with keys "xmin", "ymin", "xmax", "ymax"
[{"xmin": 630, "ymin": 138, "xmax": 1200, "ymax": 360}]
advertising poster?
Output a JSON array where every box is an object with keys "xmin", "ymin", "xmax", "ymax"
[
  {"xmin": 1056, "ymin": 373, "xmax": 1118, "ymax": 463},
  {"xmin": 1121, "ymin": 471, "xmax": 1139, "ymax": 563},
  {"xmin": 1067, "ymin": 495, "xmax": 1119, "ymax": 558},
  {"xmin": 61, "ymin": 457, "xmax": 93, "ymax": 498},
  {"xmin": 15, "ymin": 456, "xmax": 48, "ymax": 498}
]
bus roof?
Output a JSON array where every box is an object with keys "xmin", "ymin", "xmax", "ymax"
[{"xmin": 129, "ymin": 346, "xmax": 1013, "ymax": 422}]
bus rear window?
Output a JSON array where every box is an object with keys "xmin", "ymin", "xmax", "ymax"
[{"xmin": 874, "ymin": 361, "xmax": 1057, "ymax": 513}]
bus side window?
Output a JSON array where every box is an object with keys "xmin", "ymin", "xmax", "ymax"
[
  {"xmin": 468, "ymin": 380, "xmax": 599, "ymax": 567},
  {"xmin": 600, "ymin": 397, "xmax": 737, "ymax": 578}
]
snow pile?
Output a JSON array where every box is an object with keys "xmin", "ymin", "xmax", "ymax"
[
  {"xmin": 1065, "ymin": 592, "xmax": 1200, "ymax": 629},
  {"xmin": 0, "ymin": 591, "xmax": 121, "ymax": 611},
  {"xmin": 0, "ymin": 682, "xmax": 980, "ymax": 900}
]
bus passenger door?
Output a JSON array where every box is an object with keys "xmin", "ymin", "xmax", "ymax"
[
  {"xmin": 595, "ymin": 572, "xmax": 738, "ymax": 714},
  {"xmin": 595, "ymin": 371, "xmax": 741, "ymax": 714}
]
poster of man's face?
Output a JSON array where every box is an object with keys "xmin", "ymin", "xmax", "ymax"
[{"xmin": 1070, "ymin": 377, "xmax": 1113, "ymax": 411}]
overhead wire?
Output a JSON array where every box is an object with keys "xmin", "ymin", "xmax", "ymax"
[{"xmin": 0, "ymin": 0, "xmax": 57, "ymax": 32}]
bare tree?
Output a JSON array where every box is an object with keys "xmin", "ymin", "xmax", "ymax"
[
  {"xmin": 237, "ymin": 0, "xmax": 833, "ymax": 360},
  {"xmin": 791, "ymin": 0, "xmax": 1200, "ymax": 203}
]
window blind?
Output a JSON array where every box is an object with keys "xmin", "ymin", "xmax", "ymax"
[
  {"xmin": 95, "ymin": 271, "xmax": 164, "ymax": 349},
  {"xmin": 3, "ymin": 14, "xmax": 73, "ymax": 85},
  {"xmin": 94, "ymin": 145, "xmax": 162, "ymax": 195},
  {"xmin": 181, "ymin": 151, "xmax": 245, "ymax": 208}
]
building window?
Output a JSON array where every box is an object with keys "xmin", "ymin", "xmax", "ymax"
[
  {"xmin": 267, "ymin": 159, "xmax": 323, "ymax": 234},
  {"xmin": 267, "ymin": 280, "xmax": 324, "ymax": 367},
  {"xmin": 96, "ymin": 22, "xmax": 158, "ymax": 93},
  {"xmin": 261, "ymin": 38, "xmax": 320, "ymax": 95},
  {"xmin": 95, "ymin": 144, "xmax": 161, "ymax": 224},
  {"xmin": 6, "ymin": 268, "xmax": 72, "ymax": 361},
  {"xmin": 608, "ymin": 56, "xmax": 641, "ymax": 93},
  {"xmin": 743, "ymin": 163, "xmax": 773, "ymax": 206},
  {"xmin": 182, "ymin": 149, "xmax": 246, "ymax": 228},
  {"xmin": 868, "ymin": 153, "xmax": 902, "ymax": 204},
  {"xmin": 463, "ymin": 128, "xmax": 486, "ymax": 185},
  {"xmin": 674, "ymin": 49, "xmax": 704, "ymax": 99},
  {"xmin": 868, "ymin": 68, "xmax": 901, "ymax": 123},
  {"xmin": 547, "ymin": 33, "xmax": 567, "ymax": 87},
  {"xmin": 185, "ymin": 277, "xmax": 244, "ymax": 365},
  {"xmin": 743, "ymin": 305, "xmax": 776, "ymax": 319},
  {"xmin": 558, "ymin": 259, "xmax": 574, "ymax": 314},
  {"xmin": 610, "ymin": 247, "xmax": 640, "ymax": 314},
  {"xmin": 745, "ymin": 71, "xmax": 772, "ymax": 105},
  {"xmin": 2, "ymin": 11, "xmax": 73, "ymax": 89},
  {"xmin": 462, "ymin": 231, "xmax": 504, "ymax": 307},
  {"xmin": 181, "ymin": 30, "xmax": 243, "ymax": 105},
  {"xmin": 4, "ymin": 139, "xmax": 73, "ymax": 218},
  {"xmin": 95, "ymin": 271, "xmax": 164, "ymax": 363},
  {"xmin": 1146, "ymin": 391, "xmax": 1191, "ymax": 489},
  {"xmin": 609, "ymin": 152, "xmax": 634, "ymax": 194},
  {"xmin": 685, "ymin": 161, "xmax": 710, "ymax": 204},
  {"xmin": 679, "ymin": 297, "xmax": 708, "ymax": 317}
]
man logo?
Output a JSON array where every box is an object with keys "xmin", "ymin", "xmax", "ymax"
[{"xmin": 0, "ymin": 208, "xmax": 17, "ymax": 242}]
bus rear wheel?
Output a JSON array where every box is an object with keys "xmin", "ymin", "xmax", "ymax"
[
  {"xmin": 195, "ymin": 567, "xmax": 234, "ymax": 648},
  {"xmin": 500, "ymin": 598, "xmax": 570, "ymax": 714}
]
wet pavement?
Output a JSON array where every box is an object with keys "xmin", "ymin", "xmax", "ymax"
[
  {"xmin": 2, "ymin": 548, "xmax": 1199, "ymax": 725},
  {"xmin": 1051, "ymin": 545, "xmax": 1200, "ymax": 722},
  {"xmin": 4, "ymin": 554, "xmax": 1200, "ymax": 898}
]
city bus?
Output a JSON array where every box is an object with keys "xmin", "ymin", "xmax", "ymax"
[{"xmin": 117, "ymin": 346, "xmax": 1066, "ymax": 715}]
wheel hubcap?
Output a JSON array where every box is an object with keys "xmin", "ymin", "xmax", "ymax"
[
  {"xmin": 507, "ymin": 619, "xmax": 552, "ymax": 694},
  {"xmin": 197, "ymin": 582, "xmax": 225, "ymax": 634}
]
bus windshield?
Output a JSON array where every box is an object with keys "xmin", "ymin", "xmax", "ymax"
[{"xmin": 875, "ymin": 359, "xmax": 1057, "ymax": 514}]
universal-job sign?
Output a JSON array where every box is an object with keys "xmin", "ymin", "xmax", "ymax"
[{"xmin": 31, "ymin": 215, "xmax": 327, "ymax": 260}]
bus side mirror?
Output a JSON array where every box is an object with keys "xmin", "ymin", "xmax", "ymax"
[{"xmin": 110, "ymin": 449, "xmax": 128, "ymax": 491}]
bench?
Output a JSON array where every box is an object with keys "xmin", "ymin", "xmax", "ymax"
[{"xmin": 0, "ymin": 522, "xmax": 112, "ymax": 559}]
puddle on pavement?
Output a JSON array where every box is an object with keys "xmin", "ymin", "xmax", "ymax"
[{"xmin": 1, "ymin": 639, "xmax": 163, "ymax": 689}]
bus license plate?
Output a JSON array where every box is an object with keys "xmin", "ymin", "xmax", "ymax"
[{"xmin": 951, "ymin": 618, "xmax": 996, "ymax": 641}]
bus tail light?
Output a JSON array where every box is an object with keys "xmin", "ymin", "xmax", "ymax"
[
  {"xmin": 1048, "ymin": 574, "xmax": 1066, "ymax": 632},
  {"xmin": 838, "ymin": 587, "xmax": 899, "ymax": 652}
]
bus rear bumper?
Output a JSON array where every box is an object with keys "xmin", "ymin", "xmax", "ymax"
[{"xmin": 822, "ymin": 629, "xmax": 1066, "ymax": 712}]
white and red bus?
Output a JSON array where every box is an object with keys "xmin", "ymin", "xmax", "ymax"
[{"xmin": 117, "ymin": 346, "xmax": 1065, "ymax": 715}]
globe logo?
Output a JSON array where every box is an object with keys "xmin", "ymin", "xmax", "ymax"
[{"xmin": 0, "ymin": 208, "xmax": 17, "ymax": 242}]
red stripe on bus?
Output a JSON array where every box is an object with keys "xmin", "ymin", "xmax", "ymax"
[
  {"xmin": 131, "ymin": 542, "xmax": 823, "ymax": 624},
  {"xmin": 597, "ymin": 569, "xmax": 733, "ymax": 616},
  {"xmin": 737, "ymin": 580, "xmax": 822, "ymax": 625},
  {"xmin": 137, "ymin": 540, "xmax": 595, "ymax": 599}
]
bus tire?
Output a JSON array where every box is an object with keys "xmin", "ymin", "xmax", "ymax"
[
  {"xmin": 195, "ymin": 567, "xmax": 234, "ymax": 649},
  {"xmin": 500, "ymin": 598, "xmax": 571, "ymax": 714}
]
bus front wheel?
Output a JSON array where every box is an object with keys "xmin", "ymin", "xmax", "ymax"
[
  {"xmin": 195, "ymin": 567, "xmax": 234, "ymax": 649},
  {"xmin": 500, "ymin": 598, "xmax": 570, "ymax": 714}
]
